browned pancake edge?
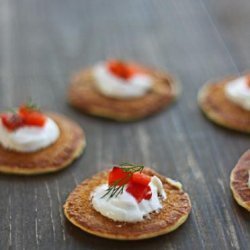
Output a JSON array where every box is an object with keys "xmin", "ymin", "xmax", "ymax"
[
  {"xmin": 0, "ymin": 112, "xmax": 86, "ymax": 175},
  {"xmin": 64, "ymin": 168, "xmax": 191, "ymax": 240},
  {"xmin": 198, "ymin": 77, "xmax": 250, "ymax": 133},
  {"xmin": 230, "ymin": 150, "xmax": 250, "ymax": 211},
  {"xmin": 68, "ymin": 65, "xmax": 180, "ymax": 121}
]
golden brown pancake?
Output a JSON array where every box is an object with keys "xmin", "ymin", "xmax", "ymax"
[
  {"xmin": 68, "ymin": 64, "xmax": 180, "ymax": 121},
  {"xmin": 230, "ymin": 150, "xmax": 250, "ymax": 211},
  {"xmin": 198, "ymin": 77, "xmax": 250, "ymax": 133},
  {"xmin": 64, "ymin": 167, "xmax": 191, "ymax": 240},
  {"xmin": 0, "ymin": 113, "xmax": 86, "ymax": 175}
]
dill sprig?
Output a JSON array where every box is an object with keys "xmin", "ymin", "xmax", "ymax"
[
  {"xmin": 101, "ymin": 163, "xmax": 144, "ymax": 199},
  {"xmin": 119, "ymin": 162, "xmax": 144, "ymax": 173},
  {"xmin": 25, "ymin": 98, "xmax": 40, "ymax": 111},
  {"xmin": 101, "ymin": 175, "xmax": 131, "ymax": 199},
  {"xmin": 5, "ymin": 99, "xmax": 40, "ymax": 114}
]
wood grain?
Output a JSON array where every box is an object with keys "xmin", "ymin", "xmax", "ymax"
[{"xmin": 0, "ymin": 0, "xmax": 249, "ymax": 249}]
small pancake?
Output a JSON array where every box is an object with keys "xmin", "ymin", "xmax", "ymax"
[
  {"xmin": 64, "ymin": 167, "xmax": 191, "ymax": 240},
  {"xmin": 230, "ymin": 150, "xmax": 250, "ymax": 211},
  {"xmin": 0, "ymin": 113, "xmax": 86, "ymax": 175},
  {"xmin": 198, "ymin": 77, "xmax": 250, "ymax": 133},
  {"xmin": 68, "ymin": 64, "xmax": 180, "ymax": 121}
]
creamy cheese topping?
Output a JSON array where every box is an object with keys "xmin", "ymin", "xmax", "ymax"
[
  {"xmin": 0, "ymin": 117, "xmax": 60, "ymax": 152},
  {"xmin": 91, "ymin": 176, "xmax": 167, "ymax": 223},
  {"xmin": 93, "ymin": 62, "xmax": 153, "ymax": 99},
  {"xmin": 166, "ymin": 177, "xmax": 182, "ymax": 189},
  {"xmin": 225, "ymin": 76, "xmax": 250, "ymax": 110}
]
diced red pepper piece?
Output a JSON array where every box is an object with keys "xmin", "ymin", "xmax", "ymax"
[
  {"xmin": 19, "ymin": 105, "xmax": 31, "ymax": 116},
  {"xmin": 108, "ymin": 166, "xmax": 132, "ymax": 186},
  {"xmin": 107, "ymin": 60, "xmax": 130, "ymax": 80},
  {"xmin": 0, "ymin": 113, "xmax": 24, "ymax": 131},
  {"xmin": 126, "ymin": 181, "xmax": 152, "ymax": 203},
  {"xmin": 143, "ymin": 185, "xmax": 152, "ymax": 200},
  {"xmin": 19, "ymin": 104, "xmax": 46, "ymax": 127},
  {"xmin": 22, "ymin": 112, "xmax": 46, "ymax": 127},
  {"xmin": 131, "ymin": 172, "xmax": 151, "ymax": 186},
  {"xmin": 107, "ymin": 60, "xmax": 148, "ymax": 81}
]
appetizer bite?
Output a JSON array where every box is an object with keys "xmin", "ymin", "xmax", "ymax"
[
  {"xmin": 198, "ymin": 74, "xmax": 250, "ymax": 133},
  {"xmin": 68, "ymin": 60, "xmax": 179, "ymax": 121},
  {"xmin": 0, "ymin": 101, "xmax": 86, "ymax": 174},
  {"xmin": 64, "ymin": 163, "xmax": 191, "ymax": 240},
  {"xmin": 230, "ymin": 150, "xmax": 250, "ymax": 211}
]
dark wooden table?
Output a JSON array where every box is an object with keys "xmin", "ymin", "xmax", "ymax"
[{"xmin": 0, "ymin": 0, "xmax": 249, "ymax": 249}]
